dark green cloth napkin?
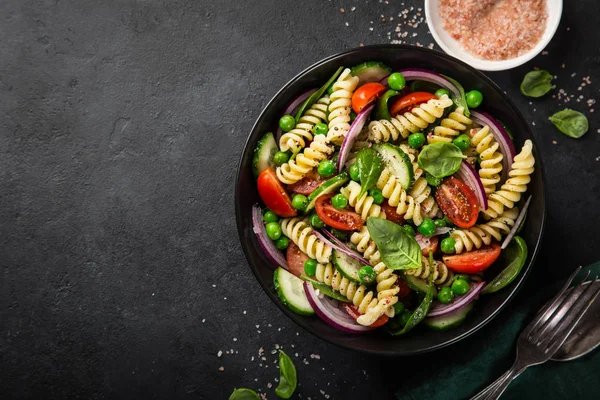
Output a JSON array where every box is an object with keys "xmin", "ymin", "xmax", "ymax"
[{"xmin": 396, "ymin": 262, "xmax": 600, "ymax": 400}]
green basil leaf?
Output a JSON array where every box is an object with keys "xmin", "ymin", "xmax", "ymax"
[
  {"xmin": 441, "ymin": 74, "xmax": 469, "ymax": 117},
  {"xmin": 275, "ymin": 350, "xmax": 297, "ymax": 399},
  {"xmin": 229, "ymin": 388, "xmax": 260, "ymax": 400},
  {"xmin": 295, "ymin": 66, "xmax": 344, "ymax": 122},
  {"xmin": 357, "ymin": 148, "xmax": 383, "ymax": 197},
  {"xmin": 366, "ymin": 217, "xmax": 421, "ymax": 270},
  {"xmin": 520, "ymin": 70, "xmax": 553, "ymax": 98},
  {"xmin": 549, "ymin": 109, "xmax": 589, "ymax": 139},
  {"xmin": 417, "ymin": 142, "xmax": 466, "ymax": 178},
  {"xmin": 389, "ymin": 252, "xmax": 435, "ymax": 335},
  {"xmin": 374, "ymin": 89, "xmax": 400, "ymax": 120}
]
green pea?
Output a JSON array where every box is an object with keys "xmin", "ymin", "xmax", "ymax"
[
  {"xmin": 273, "ymin": 151, "xmax": 290, "ymax": 166},
  {"xmin": 408, "ymin": 132, "xmax": 426, "ymax": 149},
  {"xmin": 314, "ymin": 122, "xmax": 328, "ymax": 136},
  {"xmin": 453, "ymin": 134, "xmax": 471, "ymax": 152},
  {"xmin": 387, "ymin": 72, "xmax": 406, "ymax": 91},
  {"xmin": 433, "ymin": 219, "xmax": 446, "ymax": 228},
  {"xmin": 318, "ymin": 160, "xmax": 335, "ymax": 178},
  {"xmin": 331, "ymin": 193, "xmax": 348, "ymax": 210},
  {"xmin": 454, "ymin": 274, "xmax": 470, "ymax": 282},
  {"xmin": 349, "ymin": 164, "xmax": 360, "ymax": 181},
  {"xmin": 441, "ymin": 237, "xmax": 456, "ymax": 254},
  {"xmin": 263, "ymin": 210, "xmax": 279, "ymax": 223},
  {"xmin": 400, "ymin": 310, "xmax": 412, "ymax": 326},
  {"xmin": 369, "ymin": 188, "xmax": 384, "ymax": 205},
  {"xmin": 435, "ymin": 88, "xmax": 451, "ymax": 98},
  {"xmin": 331, "ymin": 228, "xmax": 348, "ymax": 241},
  {"xmin": 443, "ymin": 216, "xmax": 455, "ymax": 227},
  {"xmin": 451, "ymin": 278, "xmax": 470, "ymax": 296},
  {"xmin": 466, "ymin": 90, "xmax": 483, "ymax": 108},
  {"xmin": 425, "ymin": 172, "xmax": 442, "ymax": 187},
  {"xmin": 309, "ymin": 212, "xmax": 325, "ymax": 229},
  {"xmin": 437, "ymin": 287, "xmax": 454, "ymax": 304},
  {"xmin": 358, "ymin": 265, "xmax": 377, "ymax": 284},
  {"xmin": 304, "ymin": 259, "xmax": 318, "ymax": 276},
  {"xmin": 274, "ymin": 236, "xmax": 289, "ymax": 250},
  {"xmin": 279, "ymin": 115, "xmax": 296, "ymax": 132},
  {"xmin": 265, "ymin": 222, "xmax": 282, "ymax": 240},
  {"xmin": 291, "ymin": 194, "xmax": 308, "ymax": 211},
  {"xmin": 402, "ymin": 224, "xmax": 416, "ymax": 237},
  {"xmin": 417, "ymin": 218, "xmax": 436, "ymax": 237},
  {"xmin": 393, "ymin": 301, "xmax": 405, "ymax": 315}
]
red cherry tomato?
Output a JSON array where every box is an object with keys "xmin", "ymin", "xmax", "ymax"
[
  {"xmin": 315, "ymin": 194, "xmax": 364, "ymax": 231},
  {"xmin": 396, "ymin": 279, "xmax": 412, "ymax": 299},
  {"xmin": 343, "ymin": 304, "xmax": 389, "ymax": 328},
  {"xmin": 381, "ymin": 201, "xmax": 404, "ymax": 225},
  {"xmin": 286, "ymin": 242, "xmax": 309, "ymax": 278},
  {"xmin": 257, "ymin": 168, "xmax": 297, "ymax": 217},
  {"xmin": 435, "ymin": 176, "xmax": 479, "ymax": 229},
  {"xmin": 351, "ymin": 82, "xmax": 387, "ymax": 114},
  {"xmin": 288, "ymin": 170, "xmax": 325, "ymax": 195},
  {"xmin": 443, "ymin": 242, "xmax": 502, "ymax": 274},
  {"xmin": 415, "ymin": 234, "xmax": 439, "ymax": 256},
  {"xmin": 389, "ymin": 92, "xmax": 437, "ymax": 116}
]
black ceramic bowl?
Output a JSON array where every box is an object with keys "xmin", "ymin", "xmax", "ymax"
[{"xmin": 235, "ymin": 45, "xmax": 545, "ymax": 356}]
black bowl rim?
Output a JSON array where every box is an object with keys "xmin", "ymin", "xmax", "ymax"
[{"xmin": 235, "ymin": 44, "xmax": 546, "ymax": 356}]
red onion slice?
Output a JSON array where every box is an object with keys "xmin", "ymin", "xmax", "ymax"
[
  {"xmin": 314, "ymin": 230, "xmax": 370, "ymax": 266},
  {"xmin": 303, "ymin": 282, "xmax": 373, "ymax": 333},
  {"xmin": 275, "ymin": 89, "xmax": 317, "ymax": 142},
  {"xmin": 337, "ymin": 103, "xmax": 374, "ymax": 173},
  {"xmin": 252, "ymin": 205, "xmax": 287, "ymax": 268},
  {"xmin": 455, "ymin": 161, "xmax": 488, "ymax": 210},
  {"xmin": 427, "ymin": 281, "xmax": 485, "ymax": 318},
  {"xmin": 470, "ymin": 111, "xmax": 516, "ymax": 183},
  {"xmin": 501, "ymin": 195, "xmax": 532, "ymax": 249},
  {"xmin": 394, "ymin": 68, "xmax": 461, "ymax": 99}
]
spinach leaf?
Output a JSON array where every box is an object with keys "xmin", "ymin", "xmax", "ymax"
[
  {"xmin": 374, "ymin": 89, "xmax": 400, "ymax": 120},
  {"xmin": 417, "ymin": 142, "xmax": 466, "ymax": 178},
  {"xmin": 366, "ymin": 217, "xmax": 421, "ymax": 270},
  {"xmin": 442, "ymin": 74, "xmax": 470, "ymax": 117},
  {"xmin": 295, "ymin": 67, "xmax": 343, "ymax": 121},
  {"xmin": 549, "ymin": 109, "xmax": 589, "ymax": 138},
  {"xmin": 229, "ymin": 388, "xmax": 260, "ymax": 400},
  {"xmin": 357, "ymin": 148, "xmax": 383, "ymax": 197},
  {"xmin": 275, "ymin": 350, "xmax": 297, "ymax": 399},
  {"xmin": 389, "ymin": 252, "xmax": 435, "ymax": 335},
  {"xmin": 520, "ymin": 70, "xmax": 553, "ymax": 98}
]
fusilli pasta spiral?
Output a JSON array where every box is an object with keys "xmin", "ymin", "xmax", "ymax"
[
  {"xmin": 367, "ymin": 95, "xmax": 453, "ymax": 143},
  {"xmin": 280, "ymin": 218, "xmax": 332, "ymax": 263},
  {"xmin": 404, "ymin": 258, "xmax": 454, "ymax": 286},
  {"xmin": 327, "ymin": 69, "xmax": 359, "ymax": 145},
  {"xmin": 276, "ymin": 134, "xmax": 334, "ymax": 184},
  {"xmin": 427, "ymin": 107, "xmax": 472, "ymax": 143},
  {"xmin": 469, "ymin": 126, "xmax": 503, "ymax": 195},
  {"xmin": 376, "ymin": 169, "xmax": 431, "ymax": 226},
  {"xmin": 279, "ymin": 95, "xmax": 330, "ymax": 153},
  {"xmin": 340, "ymin": 181, "xmax": 386, "ymax": 220},
  {"xmin": 451, "ymin": 207, "xmax": 519, "ymax": 253},
  {"xmin": 483, "ymin": 140, "xmax": 534, "ymax": 219}
]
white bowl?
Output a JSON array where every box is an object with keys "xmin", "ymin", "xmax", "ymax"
[{"xmin": 425, "ymin": 0, "xmax": 563, "ymax": 71}]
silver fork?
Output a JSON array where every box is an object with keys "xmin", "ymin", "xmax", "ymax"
[{"xmin": 471, "ymin": 267, "xmax": 600, "ymax": 400}]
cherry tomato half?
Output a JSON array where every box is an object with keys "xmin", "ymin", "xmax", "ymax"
[
  {"xmin": 435, "ymin": 176, "xmax": 479, "ymax": 229},
  {"xmin": 381, "ymin": 201, "xmax": 405, "ymax": 225},
  {"xmin": 351, "ymin": 82, "xmax": 387, "ymax": 114},
  {"xmin": 315, "ymin": 194, "xmax": 364, "ymax": 231},
  {"xmin": 288, "ymin": 170, "xmax": 325, "ymax": 195},
  {"xmin": 389, "ymin": 92, "xmax": 437, "ymax": 117},
  {"xmin": 415, "ymin": 234, "xmax": 439, "ymax": 256},
  {"xmin": 286, "ymin": 242, "xmax": 309, "ymax": 278},
  {"xmin": 343, "ymin": 304, "xmax": 389, "ymax": 328},
  {"xmin": 257, "ymin": 168, "xmax": 297, "ymax": 217},
  {"xmin": 443, "ymin": 242, "xmax": 502, "ymax": 274}
]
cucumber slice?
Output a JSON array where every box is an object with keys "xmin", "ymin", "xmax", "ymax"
[
  {"xmin": 306, "ymin": 173, "xmax": 349, "ymax": 211},
  {"xmin": 350, "ymin": 61, "xmax": 392, "ymax": 85},
  {"xmin": 332, "ymin": 250, "xmax": 363, "ymax": 283},
  {"xmin": 300, "ymin": 275, "xmax": 351, "ymax": 303},
  {"xmin": 372, "ymin": 143, "xmax": 414, "ymax": 189},
  {"xmin": 424, "ymin": 302, "xmax": 474, "ymax": 331},
  {"xmin": 274, "ymin": 267, "xmax": 315, "ymax": 316},
  {"xmin": 403, "ymin": 274, "xmax": 438, "ymax": 296},
  {"xmin": 252, "ymin": 132, "xmax": 278, "ymax": 178}
]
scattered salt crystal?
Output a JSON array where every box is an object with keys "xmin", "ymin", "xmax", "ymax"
[
  {"xmin": 340, "ymin": 8, "xmax": 345, "ymax": 13},
  {"xmin": 233, "ymin": 338, "xmax": 237, "ymax": 342},
  {"xmin": 552, "ymin": 140, "xmax": 557, "ymax": 144},
  {"xmin": 217, "ymin": 350, "xmax": 223, "ymax": 357},
  {"xmin": 218, "ymin": 366, "xmax": 224, "ymax": 371},
  {"xmin": 202, "ymin": 319, "xmax": 205, "ymax": 323}
]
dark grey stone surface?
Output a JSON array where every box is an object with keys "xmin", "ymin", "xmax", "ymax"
[{"xmin": 1, "ymin": 0, "xmax": 598, "ymax": 399}]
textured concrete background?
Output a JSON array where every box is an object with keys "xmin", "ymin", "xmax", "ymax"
[{"xmin": 1, "ymin": 0, "xmax": 599, "ymax": 399}]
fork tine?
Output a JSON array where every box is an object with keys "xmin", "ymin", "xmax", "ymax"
[
  {"xmin": 542, "ymin": 277, "xmax": 600, "ymax": 353},
  {"xmin": 524, "ymin": 266, "xmax": 583, "ymax": 338}
]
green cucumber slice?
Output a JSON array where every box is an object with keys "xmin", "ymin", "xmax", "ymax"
[
  {"xmin": 295, "ymin": 66, "xmax": 344, "ymax": 122},
  {"xmin": 424, "ymin": 302, "xmax": 474, "ymax": 331},
  {"xmin": 274, "ymin": 267, "xmax": 315, "ymax": 316},
  {"xmin": 252, "ymin": 132, "xmax": 278, "ymax": 178},
  {"xmin": 372, "ymin": 143, "xmax": 414, "ymax": 189},
  {"xmin": 300, "ymin": 275, "xmax": 351, "ymax": 302},
  {"xmin": 306, "ymin": 173, "xmax": 349, "ymax": 211},
  {"xmin": 332, "ymin": 250, "xmax": 364, "ymax": 283},
  {"xmin": 403, "ymin": 274, "xmax": 438, "ymax": 296},
  {"xmin": 350, "ymin": 61, "xmax": 392, "ymax": 85}
]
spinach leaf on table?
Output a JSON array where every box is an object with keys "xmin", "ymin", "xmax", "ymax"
[
  {"xmin": 366, "ymin": 217, "xmax": 421, "ymax": 270},
  {"xmin": 417, "ymin": 142, "xmax": 466, "ymax": 179},
  {"xmin": 229, "ymin": 388, "xmax": 260, "ymax": 400},
  {"xmin": 275, "ymin": 350, "xmax": 297, "ymax": 399},
  {"xmin": 549, "ymin": 109, "xmax": 589, "ymax": 138},
  {"xmin": 520, "ymin": 70, "xmax": 553, "ymax": 98},
  {"xmin": 357, "ymin": 147, "xmax": 383, "ymax": 197}
]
